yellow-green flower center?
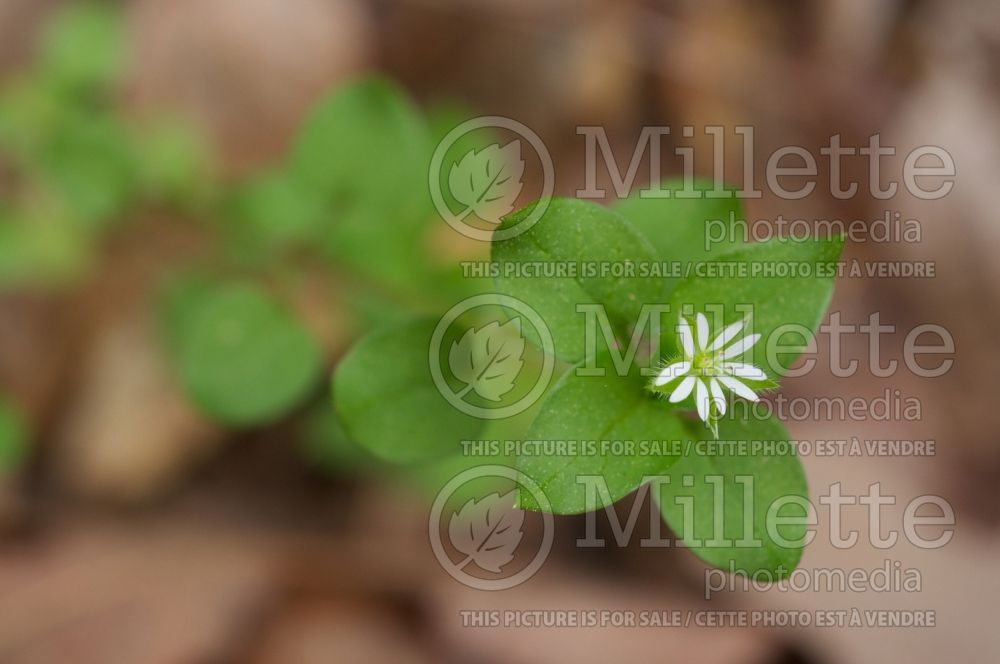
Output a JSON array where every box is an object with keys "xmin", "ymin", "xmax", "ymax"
[{"xmin": 695, "ymin": 352, "xmax": 727, "ymax": 377}]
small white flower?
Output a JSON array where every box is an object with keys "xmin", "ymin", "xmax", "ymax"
[{"xmin": 652, "ymin": 313, "xmax": 767, "ymax": 433}]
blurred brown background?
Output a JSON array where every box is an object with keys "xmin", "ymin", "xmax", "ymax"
[{"xmin": 0, "ymin": 0, "xmax": 997, "ymax": 662}]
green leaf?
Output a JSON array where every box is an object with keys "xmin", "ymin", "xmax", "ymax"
[
  {"xmin": 656, "ymin": 412, "xmax": 807, "ymax": 577},
  {"xmin": 492, "ymin": 198, "xmax": 662, "ymax": 362},
  {"xmin": 167, "ymin": 283, "xmax": 322, "ymax": 426},
  {"xmin": 133, "ymin": 117, "xmax": 213, "ymax": 208},
  {"xmin": 517, "ymin": 357, "xmax": 685, "ymax": 514},
  {"xmin": 334, "ymin": 317, "xmax": 484, "ymax": 463},
  {"xmin": 0, "ymin": 78, "xmax": 69, "ymax": 160},
  {"xmin": 39, "ymin": 3, "xmax": 124, "ymax": 92},
  {"xmin": 0, "ymin": 202, "xmax": 91, "ymax": 288},
  {"xmin": 406, "ymin": 387, "xmax": 545, "ymax": 505},
  {"xmin": 0, "ymin": 397, "xmax": 28, "ymax": 472},
  {"xmin": 448, "ymin": 142, "xmax": 524, "ymax": 224},
  {"xmin": 448, "ymin": 319, "xmax": 525, "ymax": 402},
  {"xmin": 615, "ymin": 178, "xmax": 743, "ymax": 298},
  {"xmin": 228, "ymin": 170, "xmax": 327, "ymax": 255},
  {"xmin": 290, "ymin": 77, "xmax": 433, "ymax": 288},
  {"xmin": 39, "ymin": 114, "xmax": 135, "ymax": 229},
  {"xmin": 667, "ymin": 236, "xmax": 844, "ymax": 374}
]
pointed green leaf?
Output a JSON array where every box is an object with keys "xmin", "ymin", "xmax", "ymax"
[
  {"xmin": 656, "ymin": 411, "xmax": 808, "ymax": 577},
  {"xmin": 667, "ymin": 236, "xmax": 845, "ymax": 374}
]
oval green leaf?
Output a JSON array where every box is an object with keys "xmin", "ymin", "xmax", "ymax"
[
  {"xmin": 171, "ymin": 283, "xmax": 322, "ymax": 426},
  {"xmin": 517, "ymin": 357, "xmax": 685, "ymax": 514}
]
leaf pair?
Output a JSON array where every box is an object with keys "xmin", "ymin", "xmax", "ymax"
[{"xmin": 487, "ymin": 190, "xmax": 843, "ymax": 575}]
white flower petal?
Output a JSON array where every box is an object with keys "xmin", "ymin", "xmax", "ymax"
[
  {"xmin": 722, "ymin": 362, "xmax": 767, "ymax": 380},
  {"xmin": 709, "ymin": 319, "xmax": 746, "ymax": 351},
  {"xmin": 722, "ymin": 333, "xmax": 761, "ymax": 359},
  {"xmin": 669, "ymin": 375, "xmax": 696, "ymax": 402},
  {"xmin": 695, "ymin": 378, "xmax": 709, "ymax": 422},
  {"xmin": 678, "ymin": 317, "xmax": 694, "ymax": 358},
  {"xmin": 695, "ymin": 313, "xmax": 710, "ymax": 351},
  {"xmin": 709, "ymin": 378, "xmax": 727, "ymax": 415},
  {"xmin": 719, "ymin": 376, "xmax": 759, "ymax": 402},
  {"xmin": 654, "ymin": 361, "xmax": 691, "ymax": 386}
]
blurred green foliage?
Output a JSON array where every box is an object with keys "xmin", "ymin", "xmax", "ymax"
[
  {"xmin": 39, "ymin": 2, "xmax": 123, "ymax": 93},
  {"xmin": 291, "ymin": 77, "xmax": 432, "ymax": 284},
  {"xmin": 334, "ymin": 317, "xmax": 485, "ymax": 464},
  {"xmin": 0, "ymin": 397, "xmax": 27, "ymax": 472},
  {"xmin": 0, "ymin": 2, "xmax": 504, "ymax": 477},
  {"xmin": 0, "ymin": 3, "xmax": 211, "ymax": 288},
  {"xmin": 163, "ymin": 281, "xmax": 322, "ymax": 426}
]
